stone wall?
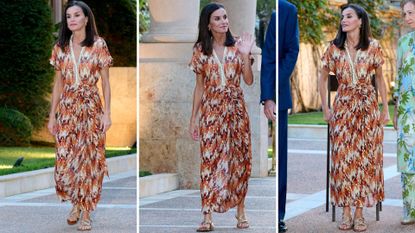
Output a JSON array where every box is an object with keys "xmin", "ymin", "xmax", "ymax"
[{"xmin": 32, "ymin": 67, "xmax": 137, "ymax": 147}]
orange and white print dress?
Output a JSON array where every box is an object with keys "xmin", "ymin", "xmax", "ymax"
[
  {"xmin": 49, "ymin": 36, "xmax": 113, "ymax": 211},
  {"xmin": 321, "ymin": 40, "xmax": 384, "ymax": 207},
  {"xmin": 190, "ymin": 44, "xmax": 252, "ymax": 214}
]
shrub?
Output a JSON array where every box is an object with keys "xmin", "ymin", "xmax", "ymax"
[
  {"xmin": 0, "ymin": 0, "xmax": 54, "ymax": 131},
  {"xmin": 0, "ymin": 108, "xmax": 33, "ymax": 146}
]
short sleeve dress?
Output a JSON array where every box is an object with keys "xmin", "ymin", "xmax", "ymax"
[
  {"xmin": 321, "ymin": 39, "xmax": 384, "ymax": 207},
  {"xmin": 189, "ymin": 44, "xmax": 252, "ymax": 214},
  {"xmin": 49, "ymin": 36, "xmax": 113, "ymax": 211}
]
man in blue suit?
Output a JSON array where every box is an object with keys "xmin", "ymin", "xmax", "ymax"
[{"xmin": 278, "ymin": 1, "xmax": 299, "ymax": 232}]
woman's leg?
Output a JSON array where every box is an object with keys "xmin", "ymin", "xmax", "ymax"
[
  {"xmin": 236, "ymin": 197, "xmax": 249, "ymax": 228},
  {"xmin": 67, "ymin": 204, "xmax": 81, "ymax": 225},
  {"xmin": 78, "ymin": 209, "xmax": 92, "ymax": 231},
  {"xmin": 353, "ymin": 207, "xmax": 367, "ymax": 232},
  {"xmin": 197, "ymin": 212, "xmax": 214, "ymax": 232},
  {"xmin": 338, "ymin": 206, "xmax": 353, "ymax": 230}
]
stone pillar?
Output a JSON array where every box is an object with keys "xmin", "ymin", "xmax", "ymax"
[
  {"xmin": 140, "ymin": 0, "xmax": 201, "ymax": 189},
  {"xmin": 142, "ymin": 0, "xmax": 200, "ymax": 42},
  {"xmin": 215, "ymin": 0, "xmax": 256, "ymax": 37}
]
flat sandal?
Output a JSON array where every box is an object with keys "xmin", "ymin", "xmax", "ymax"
[
  {"xmin": 67, "ymin": 205, "xmax": 81, "ymax": 225},
  {"xmin": 235, "ymin": 213, "xmax": 249, "ymax": 229},
  {"xmin": 353, "ymin": 217, "xmax": 367, "ymax": 232},
  {"xmin": 338, "ymin": 213, "xmax": 353, "ymax": 231},
  {"xmin": 196, "ymin": 220, "xmax": 214, "ymax": 232},
  {"xmin": 77, "ymin": 218, "xmax": 92, "ymax": 231}
]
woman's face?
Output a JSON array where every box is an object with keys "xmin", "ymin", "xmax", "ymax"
[
  {"xmin": 66, "ymin": 6, "xmax": 88, "ymax": 32},
  {"xmin": 341, "ymin": 7, "xmax": 362, "ymax": 33},
  {"xmin": 208, "ymin": 8, "xmax": 229, "ymax": 34},
  {"xmin": 403, "ymin": 2, "xmax": 415, "ymax": 29}
]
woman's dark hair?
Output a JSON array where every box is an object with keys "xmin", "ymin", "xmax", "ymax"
[
  {"xmin": 333, "ymin": 4, "xmax": 371, "ymax": 51},
  {"xmin": 57, "ymin": 1, "xmax": 98, "ymax": 48},
  {"xmin": 194, "ymin": 3, "xmax": 235, "ymax": 55}
]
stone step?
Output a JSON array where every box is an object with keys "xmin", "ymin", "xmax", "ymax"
[
  {"xmin": 288, "ymin": 124, "xmax": 396, "ymax": 141},
  {"xmin": 0, "ymin": 154, "xmax": 136, "ymax": 198}
]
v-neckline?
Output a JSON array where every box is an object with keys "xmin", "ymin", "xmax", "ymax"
[
  {"xmin": 345, "ymin": 42, "xmax": 360, "ymax": 85},
  {"xmin": 213, "ymin": 46, "xmax": 227, "ymax": 64},
  {"xmin": 69, "ymin": 35, "xmax": 85, "ymax": 86},
  {"xmin": 212, "ymin": 46, "xmax": 227, "ymax": 87}
]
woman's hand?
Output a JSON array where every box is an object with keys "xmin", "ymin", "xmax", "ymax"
[
  {"xmin": 189, "ymin": 119, "xmax": 199, "ymax": 141},
  {"xmin": 236, "ymin": 32, "xmax": 254, "ymax": 56},
  {"xmin": 47, "ymin": 116, "xmax": 57, "ymax": 135},
  {"xmin": 381, "ymin": 108, "xmax": 390, "ymax": 126},
  {"xmin": 323, "ymin": 107, "xmax": 332, "ymax": 123},
  {"xmin": 101, "ymin": 114, "xmax": 112, "ymax": 132}
]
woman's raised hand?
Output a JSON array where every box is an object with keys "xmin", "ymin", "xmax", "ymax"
[{"xmin": 236, "ymin": 32, "xmax": 254, "ymax": 55}]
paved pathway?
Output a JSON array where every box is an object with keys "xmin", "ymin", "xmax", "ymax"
[
  {"xmin": 285, "ymin": 135, "xmax": 415, "ymax": 233},
  {"xmin": 139, "ymin": 177, "xmax": 276, "ymax": 233},
  {"xmin": 0, "ymin": 170, "xmax": 136, "ymax": 233}
]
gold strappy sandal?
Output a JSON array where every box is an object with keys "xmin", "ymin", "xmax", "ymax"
[
  {"xmin": 77, "ymin": 218, "xmax": 92, "ymax": 231},
  {"xmin": 67, "ymin": 205, "xmax": 81, "ymax": 225},
  {"xmin": 338, "ymin": 213, "xmax": 353, "ymax": 231},
  {"xmin": 353, "ymin": 217, "xmax": 367, "ymax": 232},
  {"xmin": 196, "ymin": 220, "xmax": 214, "ymax": 232},
  {"xmin": 235, "ymin": 213, "xmax": 249, "ymax": 229}
]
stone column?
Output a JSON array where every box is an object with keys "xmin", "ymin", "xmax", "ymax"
[
  {"xmin": 140, "ymin": 0, "xmax": 201, "ymax": 189},
  {"xmin": 142, "ymin": 0, "xmax": 200, "ymax": 42}
]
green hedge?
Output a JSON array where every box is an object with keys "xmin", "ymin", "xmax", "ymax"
[
  {"xmin": 0, "ymin": 0, "xmax": 54, "ymax": 131},
  {"xmin": 0, "ymin": 108, "xmax": 33, "ymax": 146},
  {"xmin": 84, "ymin": 0, "xmax": 137, "ymax": 66}
]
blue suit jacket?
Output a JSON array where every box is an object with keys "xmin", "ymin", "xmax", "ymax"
[
  {"xmin": 278, "ymin": 0, "xmax": 299, "ymax": 110},
  {"xmin": 260, "ymin": 12, "xmax": 276, "ymax": 103}
]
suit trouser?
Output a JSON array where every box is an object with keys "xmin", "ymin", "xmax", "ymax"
[{"xmin": 278, "ymin": 110, "xmax": 288, "ymax": 221}]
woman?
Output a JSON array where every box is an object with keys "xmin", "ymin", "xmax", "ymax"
[
  {"xmin": 189, "ymin": 3, "xmax": 254, "ymax": 232},
  {"xmin": 393, "ymin": 0, "xmax": 415, "ymax": 226},
  {"xmin": 319, "ymin": 4, "xmax": 389, "ymax": 232},
  {"xmin": 48, "ymin": 1, "xmax": 113, "ymax": 231}
]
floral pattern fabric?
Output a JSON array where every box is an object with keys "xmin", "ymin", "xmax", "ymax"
[
  {"xmin": 49, "ymin": 37, "xmax": 113, "ymax": 211},
  {"xmin": 189, "ymin": 44, "xmax": 252, "ymax": 214},
  {"xmin": 395, "ymin": 31, "xmax": 415, "ymax": 174},
  {"xmin": 401, "ymin": 173, "xmax": 415, "ymax": 219},
  {"xmin": 321, "ymin": 40, "xmax": 384, "ymax": 207},
  {"xmin": 395, "ymin": 31, "xmax": 415, "ymax": 219}
]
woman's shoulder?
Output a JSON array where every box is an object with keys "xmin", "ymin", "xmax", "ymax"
[
  {"xmin": 93, "ymin": 36, "xmax": 108, "ymax": 47},
  {"xmin": 398, "ymin": 31, "xmax": 415, "ymax": 46},
  {"xmin": 369, "ymin": 38, "xmax": 381, "ymax": 48}
]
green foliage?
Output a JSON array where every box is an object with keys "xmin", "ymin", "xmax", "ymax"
[
  {"xmin": 0, "ymin": 108, "xmax": 33, "ymax": 146},
  {"xmin": 200, "ymin": 0, "xmax": 211, "ymax": 10},
  {"xmin": 347, "ymin": 0, "xmax": 386, "ymax": 39},
  {"xmin": 0, "ymin": 0, "xmax": 54, "ymax": 131},
  {"xmin": 289, "ymin": 0, "xmax": 336, "ymax": 44},
  {"xmin": 84, "ymin": 0, "xmax": 137, "ymax": 66},
  {"xmin": 139, "ymin": 0, "xmax": 150, "ymax": 40}
]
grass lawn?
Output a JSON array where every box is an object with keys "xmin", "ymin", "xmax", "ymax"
[
  {"xmin": 288, "ymin": 104, "xmax": 394, "ymax": 127},
  {"xmin": 0, "ymin": 146, "xmax": 136, "ymax": 176}
]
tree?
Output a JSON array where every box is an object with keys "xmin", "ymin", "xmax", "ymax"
[
  {"xmin": 0, "ymin": 0, "xmax": 54, "ymax": 131},
  {"xmin": 84, "ymin": 0, "xmax": 137, "ymax": 66}
]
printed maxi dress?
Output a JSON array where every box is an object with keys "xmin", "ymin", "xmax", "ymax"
[
  {"xmin": 394, "ymin": 31, "xmax": 415, "ymax": 219},
  {"xmin": 49, "ymin": 36, "xmax": 113, "ymax": 211},
  {"xmin": 321, "ymin": 39, "xmax": 385, "ymax": 207},
  {"xmin": 189, "ymin": 44, "xmax": 252, "ymax": 214}
]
